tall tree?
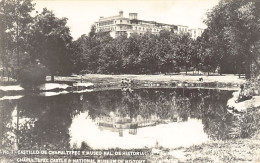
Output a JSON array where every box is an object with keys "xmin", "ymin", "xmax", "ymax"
[
  {"xmin": 175, "ymin": 34, "xmax": 194, "ymax": 75},
  {"xmin": 32, "ymin": 8, "xmax": 73, "ymax": 81},
  {"xmin": 121, "ymin": 33, "xmax": 141, "ymax": 74},
  {"xmin": 139, "ymin": 33, "xmax": 157, "ymax": 73},
  {"xmin": 156, "ymin": 30, "xmax": 179, "ymax": 73},
  {"xmin": 204, "ymin": 0, "xmax": 260, "ymax": 78},
  {"xmin": 0, "ymin": 0, "xmax": 35, "ymax": 79}
]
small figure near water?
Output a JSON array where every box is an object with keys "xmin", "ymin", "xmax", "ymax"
[
  {"xmin": 121, "ymin": 78, "xmax": 134, "ymax": 87},
  {"xmin": 198, "ymin": 77, "xmax": 203, "ymax": 81},
  {"xmin": 80, "ymin": 74, "xmax": 83, "ymax": 83},
  {"xmin": 121, "ymin": 78, "xmax": 134, "ymax": 93},
  {"xmin": 235, "ymin": 84, "xmax": 252, "ymax": 103}
]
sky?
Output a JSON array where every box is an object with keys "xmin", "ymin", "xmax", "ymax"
[{"xmin": 34, "ymin": 0, "xmax": 220, "ymax": 40}]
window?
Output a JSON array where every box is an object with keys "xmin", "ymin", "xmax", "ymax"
[
  {"xmin": 99, "ymin": 20, "xmax": 114, "ymax": 26},
  {"xmin": 120, "ymin": 20, "xmax": 122, "ymax": 23}
]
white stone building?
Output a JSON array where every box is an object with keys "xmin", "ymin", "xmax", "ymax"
[{"xmin": 95, "ymin": 11, "xmax": 203, "ymax": 39}]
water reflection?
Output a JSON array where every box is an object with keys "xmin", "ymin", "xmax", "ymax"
[
  {"xmin": 0, "ymin": 88, "xmax": 235, "ymax": 150},
  {"xmin": 69, "ymin": 111, "xmax": 208, "ymax": 149}
]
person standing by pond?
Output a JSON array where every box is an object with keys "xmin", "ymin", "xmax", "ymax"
[{"xmin": 236, "ymin": 84, "xmax": 252, "ymax": 103}]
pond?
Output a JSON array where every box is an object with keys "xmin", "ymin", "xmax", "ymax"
[{"xmin": 0, "ymin": 88, "xmax": 236, "ymax": 150}]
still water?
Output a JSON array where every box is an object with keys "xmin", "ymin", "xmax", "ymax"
[{"xmin": 0, "ymin": 88, "xmax": 235, "ymax": 150}]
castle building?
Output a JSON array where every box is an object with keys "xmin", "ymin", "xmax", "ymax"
[
  {"xmin": 188, "ymin": 28, "xmax": 204, "ymax": 39},
  {"xmin": 95, "ymin": 11, "xmax": 203, "ymax": 39}
]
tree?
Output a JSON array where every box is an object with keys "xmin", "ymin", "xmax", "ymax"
[
  {"xmin": 32, "ymin": 8, "xmax": 73, "ymax": 81},
  {"xmin": 204, "ymin": 0, "xmax": 260, "ymax": 78},
  {"xmin": 156, "ymin": 30, "xmax": 179, "ymax": 73},
  {"xmin": 190, "ymin": 37, "xmax": 202, "ymax": 74},
  {"xmin": 175, "ymin": 34, "xmax": 194, "ymax": 75},
  {"xmin": 197, "ymin": 30, "xmax": 221, "ymax": 75},
  {"xmin": 71, "ymin": 35, "xmax": 87, "ymax": 74},
  {"xmin": 88, "ymin": 24, "xmax": 96, "ymax": 38},
  {"xmin": 73, "ymin": 31, "xmax": 113, "ymax": 74},
  {"xmin": 98, "ymin": 40, "xmax": 122, "ymax": 74},
  {"xmin": 139, "ymin": 33, "xmax": 157, "ymax": 73},
  {"xmin": 0, "ymin": 0, "xmax": 35, "ymax": 79},
  {"xmin": 121, "ymin": 33, "xmax": 141, "ymax": 74}
]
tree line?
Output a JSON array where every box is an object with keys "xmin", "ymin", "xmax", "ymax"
[
  {"xmin": 73, "ymin": 29, "xmax": 200, "ymax": 75},
  {"xmin": 0, "ymin": 0, "xmax": 259, "ymax": 85}
]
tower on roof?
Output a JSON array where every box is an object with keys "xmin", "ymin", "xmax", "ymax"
[
  {"xmin": 119, "ymin": 11, "xmax": 123, "ymax": 17},
  {"xmin": 129, "ymin": 13, "xmax": 138, "ymax": 20}
]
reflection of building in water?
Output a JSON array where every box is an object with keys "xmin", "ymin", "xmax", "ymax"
[
  {"xmin": 95, "ymin": 113, "xmax": 138, "ymax": 137},
  {"xmin": 94, "ymin": 111, "xmax": 184, "ymax": 137}
]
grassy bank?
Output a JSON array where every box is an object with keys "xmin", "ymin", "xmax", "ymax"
[
  {"xmin": 146, "ymin": 104, "xmax": 260, "ymax": 163},
  {"xmin": 146, "ymin": 132, "xmax": 260, "ymax": 163}
]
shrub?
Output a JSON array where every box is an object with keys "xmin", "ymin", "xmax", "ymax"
[{"xmin": 229, "ymin": 107, "xmax": 260, "ymax": 138}]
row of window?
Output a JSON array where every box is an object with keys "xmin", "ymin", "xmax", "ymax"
[
  {"xmin": 98, "ymin": 20, "xmax": 114, "ymax": 26},
  {"xmin": 97, "ymin": 26, "xmax": 161, "ymax": 32},
  {"xmin": 179, "ymin": 27, "xmax": 188, "ymax": 32},
  {"xmin": 97, "ymin": 27, "xmax": 115, "ymax": 32},
  {"xmin": 97, "ymin": 24, "xmax": 180, "ymax": 33},
  {"xmin": 97, "ymin": 20, "xmax": 131, "ymax": 26},
  {"xmin": 133, "ymin": 26, "xmax": 161, "ymax": 32},
  {"xmin": 97, "ymin": 25, "xmax": 132, "ymax": 32}
]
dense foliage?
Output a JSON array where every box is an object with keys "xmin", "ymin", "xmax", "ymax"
[
  {"xmin": 0, "ymin": 0, "xmax": 73, "ymax": 82},
  {"xmin": 201, "ymin": 0, "xmax": 260, "ymax": 77},
  {"xmin": 73, "ymin": 31, "xmax": 197, "ymax": 74}
]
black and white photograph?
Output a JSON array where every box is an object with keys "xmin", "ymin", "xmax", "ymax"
[{"xmin": 0, "ymin": 0, "xmax": 260, "ymax": 162}]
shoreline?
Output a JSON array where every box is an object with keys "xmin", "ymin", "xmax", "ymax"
[{"xmin": 0, "ymin": 74, "xmax": 245, "ymax": 93}]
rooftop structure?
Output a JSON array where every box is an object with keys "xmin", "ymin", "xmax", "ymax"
[{"xmin": 95, "ymin": 11, "xmax": 204, "ymax": 39}]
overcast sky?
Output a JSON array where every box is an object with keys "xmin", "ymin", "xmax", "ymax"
[{"xmin": 34, "ymin": 0, "xmax": 220, "ymax": 40}]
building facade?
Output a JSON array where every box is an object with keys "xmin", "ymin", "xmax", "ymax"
[
  {"xmin": 188, "ymin": 28, "xmax": 204, "ymax": 40},
  {"xmin": 95, "ymin": 11, "xmax": 203, "ymax": 39}
]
